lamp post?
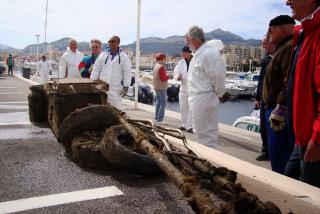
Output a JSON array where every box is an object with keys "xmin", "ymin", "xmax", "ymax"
[
  {"xmin": 35, "ymin": 34, "xmax": 40, "ymax": 76},
  {"xmin": 134, "ymin": 0, "xmax": 141, "ymax": 109},
  {"xmin": 44, "ymin": 0, "xmax": 49, "ymax": 54}
]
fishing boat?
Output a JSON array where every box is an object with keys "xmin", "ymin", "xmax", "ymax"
[{"xmin": 232, "ymin": 110, "xmax": 260, "ymax": 133}]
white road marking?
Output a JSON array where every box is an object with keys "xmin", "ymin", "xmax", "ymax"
[
  {"xmin": 0, "ymin": 87, "xmax": 17, "ymax": 89},
  {"xmin": 0, "ymin": 122, "xmax": 31, "ymax": 126},
  {"xmin": 0, "ymin": 105, "xmax": 28, "ymax": 110},
  {"xmin": 0, "ymin": 102, "xmax": 27, "ymax": 104},
  {"xmin": 0, "ymin": 92, "xmax": 21, "ymax": 95},
  {"xmin": 0, "ymin": 186, "xmax": 124, "ymax": 214}
]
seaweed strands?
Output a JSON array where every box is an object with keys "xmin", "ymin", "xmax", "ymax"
[
  {"xmin": 118, "ymin": 116, "xmax": 282, "ymax": 214},
  {"xmin": 70, "ymin": 131, "xmax": 109, "ymax": 169}
]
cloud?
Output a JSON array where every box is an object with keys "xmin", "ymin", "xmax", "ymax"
[{"xmin": 0, "ymin": 0, "xmax": 291, "ymax": 49}]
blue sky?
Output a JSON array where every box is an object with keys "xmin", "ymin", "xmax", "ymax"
[{"xmin": 0, "ymin": 0, "xmax": 292, "ymax": 49}]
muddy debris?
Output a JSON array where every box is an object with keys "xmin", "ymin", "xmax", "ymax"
[
  {"xmin": 58, "ymin": 105, "xmax": 120, "ymax": 151},
  {"xmin": 29, "ymin": 81, "xmax": 282, "ymax": 214},
  {"xmin": 46, "ymin": 80, "xmax": 108, "ymax": 137},
  {"xmin": 70, "ymin": 131, "xmax": 109, "ymax": 169},
  {"xmin": 100, "ymin": 125, "xmax": 161, "ymax": 176},
  {"xmin": 28, "ymin": 85, "xmax": 48, "ymax": 123}
]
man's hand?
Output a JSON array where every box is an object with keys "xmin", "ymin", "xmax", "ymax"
[
  {"xmin": 88, "ymin": 65, "xmax": 94, "ymax": 74},
  {"xmin": 219, "ymin": 93, "xmax": 230, "ymax": 103},
  {"xmin": 121, "ymin": 86, "xmax": 129, "ymax": 97},
  {"xmin": 94, "ymin": 79, "xmax": 108, "ymax": 91},
  {"xmin": 269, "ymin": 104, "xmax": 286, "ymax": 131},
  {"xmin": 176, "ymin": 74, "xmax": 182, "ymax": 81},
  {"xmin": 254, "ymin": 101, "xmax": 260, "ymax": 110},
  {"xmin": 304, "ymin": 139, "xmax": 320, "ymax": 162}
]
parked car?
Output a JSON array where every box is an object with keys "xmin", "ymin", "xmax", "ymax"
[{"xmin": 0, "ymin": 62, "xmax": 6, "ymax": 74}]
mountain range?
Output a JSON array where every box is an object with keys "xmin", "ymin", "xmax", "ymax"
[{"xmin": 1, "ymin": 29, "xmax": 261, "ymax": 56}]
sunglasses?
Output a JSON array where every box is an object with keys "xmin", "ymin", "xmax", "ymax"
[{"xmin": 108, "ymin": 40, "xmax": 119, "ymax": 43}]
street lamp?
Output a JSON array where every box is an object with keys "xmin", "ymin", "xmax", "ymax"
[
  {"xmin": 35, "ymin": 34, "xmax": 40, "ymax": 76},
  {"xmin": 134, "ymin": 0, "xmax": 141, "ymax": 109},
  {"xmin": 44, "ymin": 0, "xmax": 49, "ymax": 54}
]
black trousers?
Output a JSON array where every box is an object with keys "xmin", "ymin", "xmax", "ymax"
[
  {"xmin": 285, "ymin": 145, "xmax": 320, "ymax": 188},
  {"xmin": 8, "ymin": 65, "xmax": 13, "ymax": 76},
  {"xmin": 260, "ymin": 101, "xmax": 268, "ymax": 154}
]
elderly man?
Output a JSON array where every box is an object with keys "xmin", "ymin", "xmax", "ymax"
[
  {"xmin": 185, "ymin": 26, "xmax": 226, "ymax": 148},
  {"xmin": 284, "ymin": 0, "xmax": 320, "ymax": 188},
  {"xmin": 262, "ymin": 15, "xmax": 295, "ymax": 174},
  {"xmin": 59, "ymin": 39, "xmax": 84, "ymax": 78},
  {"xmin": 79, "ymin": 39, "xmax": 102, "ymax": 78},
  {"xmin": 255, "ymin": 34, "xmax": 276, "ymax": 161},
  {"xmin": 174, "ymin": 46, "xmax": 193, "ymax": 133},
  {"xmin": 90, "ymin": 36, "xmax": 131, "ymax": 109}
]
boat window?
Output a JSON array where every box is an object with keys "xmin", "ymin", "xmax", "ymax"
[
  {"xmin": 226, "ymin": 73, "xmax": 240, "ymax": 80},
  {"xmin": 252, "ymin": 75, "xmax": 259, "ymax": 81}
]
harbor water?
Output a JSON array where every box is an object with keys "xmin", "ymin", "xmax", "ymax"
[{"xmin": 158, "ymin": 98, "xmax": 255, "ymax": 126}]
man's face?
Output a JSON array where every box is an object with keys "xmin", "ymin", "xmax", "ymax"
[
  {"xmin": 42, "ymin": 57, "xmax": 46, "ymax": 62},
  {"xmin": 69, "ymin": 41, "xmax": 77, "ymax": 52},
  {"xmin": 91, "ymin": 42, "xmax": 101, "ymax": 55},
  {"xmin": 262, "ymin": 36, "xmax": 275, "ymax": 53},
  {"xmin": 108, "ymin": 37, "xmax": 120, "ymax": 51},
  {"xmin": 268, "ymin": 25, "xmax": 283, "ymax": 45},
  {"xmin": 185, "ymin": 36, "xmax": 197, "ymax": 52},
  {"xmin": 286, "ymin": 0, "xmax": 309, "ymax": 21},
  {"xmin": 182, "ymin": 51, "xmax": 191, "ymax": 59}
]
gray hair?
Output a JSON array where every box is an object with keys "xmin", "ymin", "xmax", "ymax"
[{"xmin": 187, "ymin": 26, "xmax": 205, "ymax": 43}]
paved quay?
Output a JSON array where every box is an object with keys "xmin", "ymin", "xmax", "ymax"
[{"xmin": 0, "ymin": 73, "xmax": 319, "ymax": 214}]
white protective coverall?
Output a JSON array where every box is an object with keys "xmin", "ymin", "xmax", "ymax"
[
  {"xmin": 188, "ymin": 40, "xmax": 226, "ymax": 147},
  {"xmin": 90, "ymin": 50, "xmax": 132, "ymax": 109},
  {"xmin": 174, "ymin": 59, "xmax": 192, "ymax": 130},
  {"xmin": 38, "ymin": 60, "xmax": 51, "ymax": 83},
  {"xmin": 59, "ymin": 47, "xmax": 84, "ymax": 78}
]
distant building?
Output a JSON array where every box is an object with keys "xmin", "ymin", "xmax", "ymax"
[{"xmin": 222, "ymin": 44, "xmax": 265, "ymax": 71}]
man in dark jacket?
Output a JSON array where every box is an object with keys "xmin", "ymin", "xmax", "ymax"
[
  {"xmin": 255, "ymin": 34, "xmax": 275, "ymax": 161},
  {"xmin": 262, "ymin": 15, "xmax": 295, "ymax": 174}
]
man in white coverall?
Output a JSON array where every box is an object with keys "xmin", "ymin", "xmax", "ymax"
[
  {"xmin": 38, "ymin": 55, "xmax": 51, "ymax": 83},
  {"xmin": 186, "ymin": 26, "xmax": 226, "ymax": 147},
  {"xmin": 174, "ymin": 46, "xmax": 193, "ymax": 133},
  {"xmin": 59, "ymin": 39, "xmax": 84, "ymax": 78},
  {"xmin": 90, "ymin": 35, "xmax": 132, "ymax": 109}
]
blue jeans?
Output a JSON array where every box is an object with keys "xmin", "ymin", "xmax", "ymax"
[
  {"xmin": 155, "ymin": 90, "xmax": 167, "ymax": 122},
  {"xmin": 265, "ymin": 107, "xmax": 294, "ymax": 174},
  {"xmin": 285, "ymin": 146, "xmax": 320, "ymax": 188}
]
